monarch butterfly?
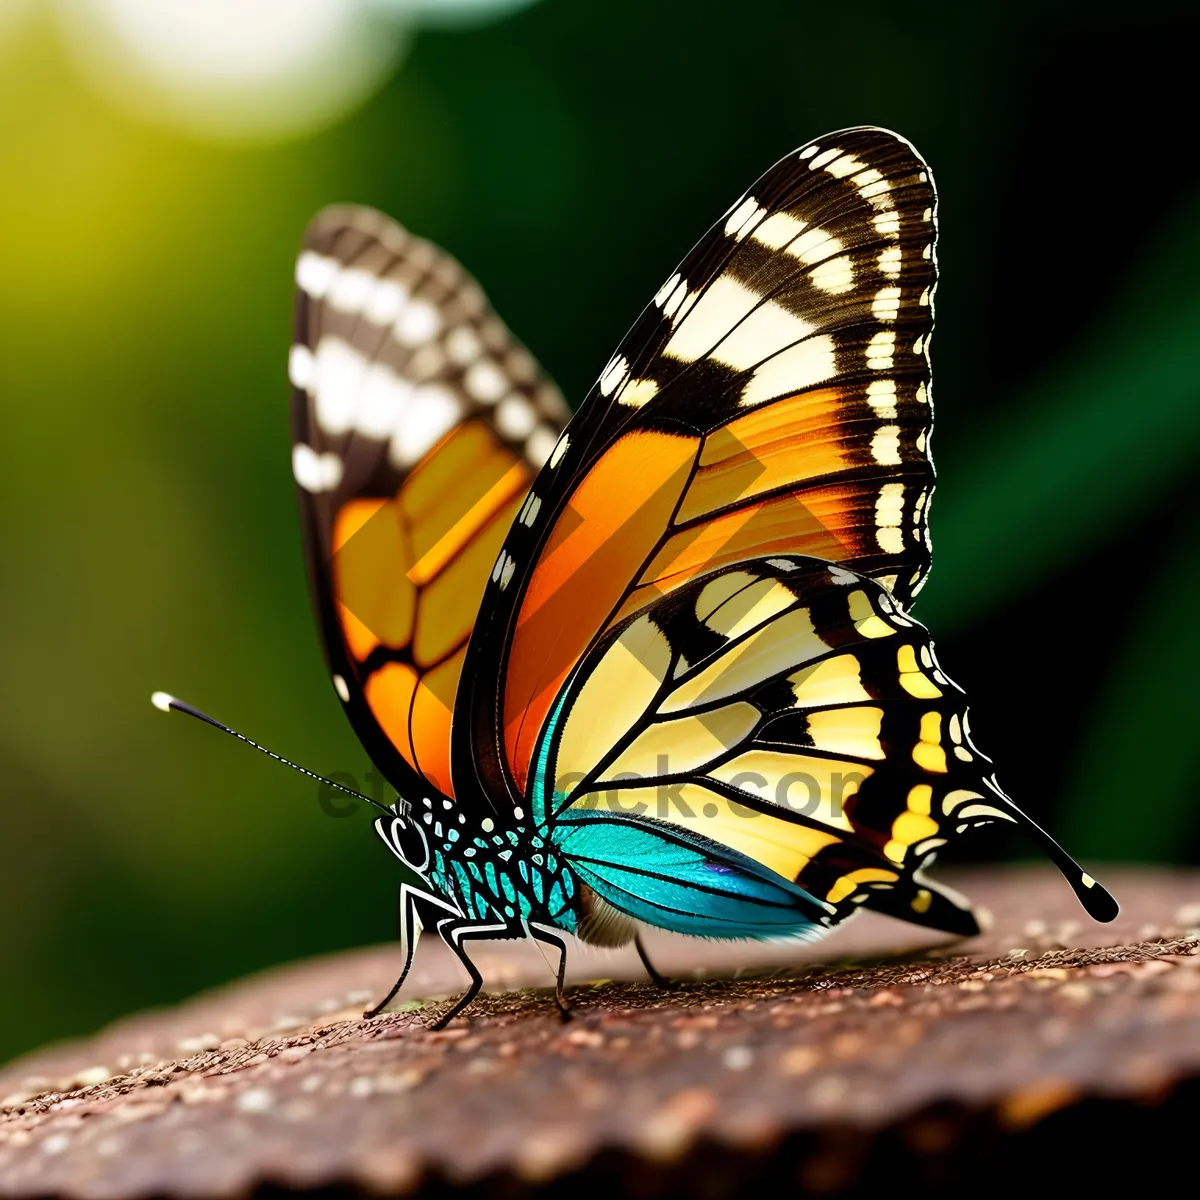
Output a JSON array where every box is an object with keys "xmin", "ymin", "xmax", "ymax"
[{"xmin": 159, "ymin": 127, "xmax": 1117, "ymax": 1027}]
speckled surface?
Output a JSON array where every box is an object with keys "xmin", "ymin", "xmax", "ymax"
[{"xmin": 2, "ymin": 867, "xmax": 1198, "ymax": 1197}]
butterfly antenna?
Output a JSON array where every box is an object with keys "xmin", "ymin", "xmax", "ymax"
[{"xmin": 150, "ymin": 691, "xmax": 395, "ymax": 817}]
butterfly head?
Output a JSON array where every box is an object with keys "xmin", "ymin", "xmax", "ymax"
[{"xmin": 374, "ymin": 807, "xmax": 431, "ymax": 877}]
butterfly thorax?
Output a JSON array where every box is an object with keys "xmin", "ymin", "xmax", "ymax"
[{"xmin": 375, "ymin": 800, "xmax": 579, "ymax": 932}]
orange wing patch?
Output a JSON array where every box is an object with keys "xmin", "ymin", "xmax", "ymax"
[
  {"xmin": 504, "ymin": 430, "xmax": 698, "ymax": 791},
  {"xmin": 677, "ymin": 387, "xmax": 852, "ymax": 524},
  {"xmin": 364, "ymin": 663, "xmax": 419, "ymax": 775},
  {"xmin": 332, "ymin": 421, "xmax": 536, "ymax": 799},
  {"xmin": 333, "ymin": 498, "xmax": 412, "ymax": 662},
  {"xmin": 413, "ymin": 489, "xmax": 525, "ymax": 668}
]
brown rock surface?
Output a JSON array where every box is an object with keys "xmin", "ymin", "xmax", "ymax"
[{"xmin": 2, "ymin": 867, "xmax": 1198, "ymax": 1197}]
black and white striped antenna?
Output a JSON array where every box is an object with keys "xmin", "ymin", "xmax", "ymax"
[{"xmin": 150, "ymin": 691, "xmax": 394, "ymax": 817}]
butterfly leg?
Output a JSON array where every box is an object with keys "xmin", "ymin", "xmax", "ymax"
[
  {"xmin": 429, "ymin": 918, "xmax": 524, "ymax": 1030},
  {"xmin": 364, "ymin": 883, "xmax": 465, "ymax": 1019},
  {"xmin": 527, "ymin": 924, "xmax": 573, "ymax": 1021},
  {"xmin": 635, "ymin": 933, "xmax": 677, "ymax": 990}
]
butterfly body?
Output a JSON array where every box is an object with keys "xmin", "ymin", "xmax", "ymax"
[
  {"xmin": 382, "ymin": 801, "xmax": 578, "ymax": 931},
  {"xmin": 290, "ymin": 127, "xmax": 1118, "ymax": 1026}
]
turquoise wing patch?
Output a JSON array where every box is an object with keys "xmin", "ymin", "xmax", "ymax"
[{"xmin": 555, "ymin": 811, "xmax": 833, "ymax": 940}]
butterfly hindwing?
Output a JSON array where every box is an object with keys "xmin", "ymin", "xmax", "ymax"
[
  {"xmin": 533, "ymin": 557, "xmax": 1043, "ymax": 937},
  {"xmin": 290, "ymin": 205, "xmax": 569, "ymax": 803},
  {"xmin": 457, "ymin": 127, "xmax": 938, "ymax": 813}
]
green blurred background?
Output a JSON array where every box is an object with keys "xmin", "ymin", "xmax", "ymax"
[{"xmin": 2, "ymin": 0, "xmax": 1198, "ymax": 1067}]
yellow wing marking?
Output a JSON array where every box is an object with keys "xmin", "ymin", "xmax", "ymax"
[
  {"xmin": 662, "ymin": 607, "xmax": 829, "ymax": 713},
  {"xmin": 790, "ymin": 653, "xmax": 872, "ymax": 707},
  {"xmin": 826, "ymin": 867, "xmax": 898, "ymax": 905},
  {"xmin": 704, "ymin": 750, "xmax": 869, "ymax": 832},
  {"xmin": 601, "ymin": 703, "xmax": 761, "ymax": 782},
  {"xmin": 554, "ymin": 614, "xmax": 670, "ymax": 793},
  {"xmin": 805, "ymin": 706, "xmax": 885, "ymax": 760},
  {"xmin": 912, "ymin": 710, "xmax": 948, "ymax": 773}
]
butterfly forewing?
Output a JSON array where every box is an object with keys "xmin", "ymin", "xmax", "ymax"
[
  {"xmin": 457, "ymin": 127, "xmax": 938, "ymax": 808},
  {"xmin": 291, "ymin": 205, "xmax": 569, "ymax": 804}
]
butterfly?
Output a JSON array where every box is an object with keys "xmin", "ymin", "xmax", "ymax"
[{"xmin": 288, "ymin": 126, "xmax": 1118, "ymax": 1027}]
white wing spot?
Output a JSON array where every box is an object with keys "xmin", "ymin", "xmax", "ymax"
[
  {"xmin": 811, "ymin": 255, "xmax": 855, "ymax": 294},
  {"xmin": 446, "ymin": 325, "xmax": 483, "ymax": 366},
  {"xmin": 655, "ymin": 272, "xmax": 682, "ymax": 308},
  {"xmin": 394, "ymin": 300, "xmax": 441, "ymax": 346},
  {"xmin": 358, "ymin": 362, "xmax": 414, "ymax": 438},
  {"xmin": 870, "ymin": 424, "xmax": 902, "ymax": 466},
  {"xmin": 664, "ymin": 276, "xmax": 761, "ymax": 364},
  {"xmin": 327, "ymin": 268, "xmax": 375, "ymax": 315},
  {"xmin": 491, "ymin": 550, "xmax": 508, "ymax": 583},
  {"xmin": 828, "ymin": 154, "xmax": 868, "ymax": 179},
  {"xmin": 740, "ymin": 335, "xmax": 836, "ymax": 407},
  {"xmin": 464, "ymin": 359, "xmax": 507, "ymax": 404},
  {"xmin": 875, "ymin": 483, "xmax": 905, "ymax": 554},
  {"xmin": 388, "ymin": 385, "xmax": 461, "ymax": 467},
  {"xmin": 549, "ymin": 433, "xmax": 570, "ymax": 468},
  {"xmin": 872, "ymin": 286, "xmax": 902, "ymax": 321},
  {"xmin": 332, "ymin": 674, "xmax": 350, "ymax": 703},
  {"xmin": 525, "ymin": 425, "xmax": 558, "ymax": 468},
  {"xmin": 852, "ymin": 169, "xmax": 892, "ymax": 209},
  {"xmin": 878, "ymin": 246, "xmax": 902, "ymax": 277},
  {"xmin": 288, "ymin": 344, "xmax": 315, "ymax": 390},
  {"xmin": 790, "ymin": 227, "xmax": 843, "ymax": 265},
  {"xmin": 662, "ymin": 278, "xmax": 689, "ymax": 320},
  {"xmin": 313, "ymin": 336, "xmax": 365, "ymax": 435},
  {"xmin": 724, "ymin": 197, "xmax": 764, "ymax": 240},
  {"xmin": 500, "ymin": 556, "xmax": 517, "ymax": 590},
  {"xmin": 292, "ymin": 444, "xmax": 343, "ymax": 493},
  {"xmin": 496, "ymin": 394, "xmax": 537, "ymax": 440},
  {"xmin": 865, "ymin": 379, "xmax": 898, "ymax": 418},
  {"xmin": 866, "ymin": 331, "xmax": 896, "ymax": 371},
  {"xmin": 873, "ymin": 212, "xmax": 901, "ymax": 237},
  {"xmin": 617, "ymin": 377, "xmax": 659, "ymax": 408},
  {"xmin": 600, "ymin": 355, "xmax": 630, "ymax": 397},
  {"xmin": 799, "ymin": 144, "xmax": 820, "ymax": 159},
  {"xmin": 716, "ymin": 301, "xmax": 815, "ymax": 371},
  {"xmin": 364, "ymin": 278, "xmax": 408, "ymax": 326},
  {"xmin": 519, "ymin": 492, "xmax": 542, "ymax": 527},
  {"xmin": 295, "ymin": 251, "xmax": 337, "ymax": 299},
  {"xmin": 753, "ymin": 211, "xmax": 806, "ymax": 250}
]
